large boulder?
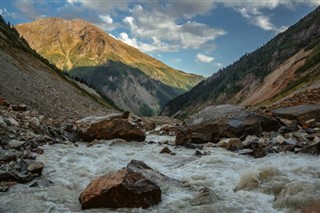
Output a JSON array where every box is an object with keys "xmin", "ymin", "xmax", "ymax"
[
  {"xmin": 79, "ymin": 163, "xmax": 162, "ymax": 209},
  {"xmin": 76, "ymin": 112, "xmax": 146, "ymax": 142},
  {"xmin": 272, "ymin": 104, "xmax": 320, "ymax": 125},
  {"xmin": 175, "ymin": 123, "xmax": 220, "ymax": 145},
  {"xmin": 175, "ymin": 106, "xmax": 280, "ymax": 145}
]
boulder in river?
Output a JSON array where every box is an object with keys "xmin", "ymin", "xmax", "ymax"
[
  {"xmin": 76, "ymin": 112, "xmax": 146, "ymax": 142},
  {"xmin": 79, "ymin": 167, "xmax": 161, "ymax": 209}
]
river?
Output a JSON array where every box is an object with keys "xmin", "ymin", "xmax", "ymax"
[{"xmin": 1, "ymin": 134, "xmax": 319, "ymax": 213}]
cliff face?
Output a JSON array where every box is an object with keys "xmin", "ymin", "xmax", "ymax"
[
  {"xmin": 0, "ymin": 17, "xmax": 114, "ymax": 118},
  {"xmin": 162, "ymin": 6, "xmax": 320, "ymax": 118},
  {"xmin": 16, "ymin": 18, "xmax": 204, "ymax": 116}
]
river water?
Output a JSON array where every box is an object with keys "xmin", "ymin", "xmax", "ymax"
[{"xmin": 1, "ymin": 135, "xmax": 319, "ymax": 213}]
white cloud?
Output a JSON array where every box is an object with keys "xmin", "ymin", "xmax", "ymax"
[
  {"xmin": 196, "ymin": 53, "xmax": 214, "ymax": 63},
  {"xmin": 173, "ymin": 58, "xmax": 182, "ymax": 63},
  {"xmin": 119, "ymin": 32, "xmax": 138, "ymax": 49},
  {"xmin": 122, "ymin": 5, "xmax": 226, "ymax": 53},
  {"xmin": 99, "ymin": 15, "xmax": 113, "ymax": 24},
  {"xmin": 235, "ymin": 7, "xmax": 288, "ymax": 33}
]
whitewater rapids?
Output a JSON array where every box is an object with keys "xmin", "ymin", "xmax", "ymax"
[{"xmin": 1, "ymin": 134, "xmax": 319, "ymax": 213}]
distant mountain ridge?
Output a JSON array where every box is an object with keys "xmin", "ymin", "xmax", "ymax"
[
  {"xmin": 16, "ymin": 18, "xmax": 204, "ymax": 116},
  {"xmin": 162, "ymin": 6, "xmax": 320, "ymax": 118}
]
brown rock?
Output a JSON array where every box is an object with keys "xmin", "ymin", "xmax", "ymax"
[
  {"xmin": 11, "ymin": 104, "xmax": 27, "ymax": 111},
  {"xmin": 272, "ymin": 104, "xmax": 320, "ymax": 125},
  {"xmin": 77, "ymin": 113, "xmax": 146, "ymax": 142},
  {"xmin": 160, "ymin": 147, "xmax": 171, "ymax": 154},
  {"xmin": 216, "ymin": 138, "xmax": 243, "ymax": 151},
  {"xmin": 79, "ymin": 168, "xmax": 161, "ymax": 210},
  {"xmin": 175, "ymin": 123, "xmax": 220, "ymax": 145}
]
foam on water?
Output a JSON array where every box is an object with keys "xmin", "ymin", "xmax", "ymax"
[{"xmin": 1, "ymin": 135, "xmax": 319, "ymax": 213}]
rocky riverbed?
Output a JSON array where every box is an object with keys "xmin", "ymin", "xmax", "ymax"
[{"xmin": 1, "ymin": 102, "xmax": 320, "ymax": 212}]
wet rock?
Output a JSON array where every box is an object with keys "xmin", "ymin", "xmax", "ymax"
[
  {"xmin": 0, "ymin": 169, "xmax": 33, "ymax": 183},
  {"xmin": 184, "ymin": 144, "xmax": 197, "ymax": 149},
  {"xmin": 175, "ymin": 123, "xmax": 220, "ymax": 145},
  {"xmin": 0, "ymin": 185, "xmax": 9, "ymax": 192},
  {"xmin": 79, "ymin": 167, "xmax": 161, "ymax": 209},
  {"xmin": 27, "ymin": 161, "xmax": 44, "ymax": 176},
  {"xmin": 190, "ymin": 187, "xmax": 221, "ymax": 206},
  {"xmin": 0, "ymin": 150, "xmax": 17, "ymax": 162},
  {"xmin": 216, "ymin": 138, "xmax": 243, "ymax": 151},
  {"xmin": 11, "ymin": 104, "xmax": 27, "ymax": 111},
  {"xmin": 29, "ymin": 179, "xmax": 54, "ymax": 188},
  {"xmin": 29, "ymin": 117, "xmax": 40, "ymax": 128},
  {"xmin": 297, "ymin": 142, "xmax": 320, "ymax": 155},
  {"xmin": 3, "ymin": 117, "xmax": 19, "ymax": 126},
  {"xmin": 77, "ymin": 113, "xmax": 146, "ymax": 142},
  {"xmin": 194, "ymin": 150, "xmax": 203, "ymax": 156},
  {"xmin": 160, "ymin": 147, "xmax": 171, "ymax": 154},
  {"xmin": 7, "ymin": 140, "xmax": 25, "ymax": 149},
  {"xmin": 127, "ymin": 160, "xmax": 178, "ymax": 187},
  {"xmin": 272, "ymin": 104, "xmax": 320, "ymax": 125},
  {"xmin": 251, "ymin": 148, "xmax": 267, "ymax": 158},
  {"xmin": 227, "ymin": 111, "xmax": 280, "ymax": 137},
  {"xmin": 34, "ymin": 147, "xmax": 44, "ymax": 155}
]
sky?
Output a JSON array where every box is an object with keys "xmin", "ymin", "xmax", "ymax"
[{"xmin": 0, "ymin": 1, "xmax": 319, "ymax": 77}]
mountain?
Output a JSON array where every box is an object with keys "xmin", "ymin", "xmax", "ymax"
[
  {"xmin": 16, "ymin": 18, "xmax": 204, "ymax": 116},
  {"xmin": 0, "ymin": 16, "xmax": 115, "ymax": 118},
  {"xmin": 162, "ymin": 6, "xmax": 320, "ymax": 118}
]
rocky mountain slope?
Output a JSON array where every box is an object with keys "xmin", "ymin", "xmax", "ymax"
[
  {"xmin": 16, "ymin": 18, "xmax": 204, "ymax": 116},
  {"xmin": 0, "ymin": 16, "xmax": 114, "ymax": 118},
  {"xmin": 162, "ymin": 6, "xmax": 320, "ymax": 118}
]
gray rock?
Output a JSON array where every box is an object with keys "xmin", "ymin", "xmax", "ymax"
[
  {"xmin": 29, "ymin": 117, "xmax": 40, "ymax": 128},
  {"xmin": 272, "ymin": 104, "xmax": 320, "ymax": 125},
  {"xmin": 3, "ymin": 117, "xmax": 19, "ymax": 126},
  {"xmin": 190, "ymin": 187, "xmax": 222, "ymax": 206},
  {"xmin": 7, "ymin": 140, "xmax": 25, "ymax": 149},
  {"xmin": 0, "ymin": 150, "xmax": 17, "ymax": 162}
]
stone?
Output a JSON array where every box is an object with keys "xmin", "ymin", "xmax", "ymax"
[
  {"xmin": 194, "ymin": 150, "xmax": 203, "ymax": 156},
  {"xmin": 216, "ymin": 138, "xmax": 243, "ymax": 150},
  {"xmin": 29, "ymin": 179, "xmax": 54, "ymax": 188},
  {"xmin": 190, "ymin": 187, "xmax": 221, "ymax": 206},
  {"xmin": 0, "ymin": 150, "xmax": 17, "ymax": 162},
  {"xmin": 0, "ymin": 169, "xmax": 33, "ymax": 183},
  {"xmin": 27, "ymin": 161, "xmax": 44, "ymax": 176},
  {"xmin": 79, "ymin": 167, "xmax": 161, "ymax": 209},
  {"xmin": 227, "ymin": 111, "xmax": 280, "ymax": 137},
  {"xmin": 3, "ymin": 117, "xmax": 19, "ymax": 126},
  {"xmin": 275, "ymin": 135, "xmax": 285, "ymax": 144},
  {"xmin": 11, "ymin": 104, "xmax": 27, "ymax": 111},
  {"xmin": 272, "ymin": 104, "xmax": 320, "ymax": 125},
  {"xmin": 297, "ymin": 142, "xmax": 320, "ymax": 155},
  {"xmin": 29, "ymin": 117, "xmax": 40, "ymax": 128},
  {"xmin": 77, "ymin": 113, "xmax": 146, "ymax": 142},
  {"xmin": 0, "ymin": 116, "xmax": 5, "ymax": 126},
  {"xmin": 175, "ymin": 123, "xmax": 220, "ymax": 145},
  {"xmin": 7, "ymin": 140, "xmax": 25, "ymax": 149},
  {"xmin": 160, "ymin": 147, "xmax": 171, "ymax": 154},
  {"xmin": 34, "ymin": 148, "xmax": 44, "ymax": 154}
]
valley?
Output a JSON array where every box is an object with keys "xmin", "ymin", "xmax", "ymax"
[{"xmin": 1, "ymin": 3, "xmax": 320, "ymax": 213}]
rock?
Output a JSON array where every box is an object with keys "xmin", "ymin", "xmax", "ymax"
[
  {"xmin": 7, "ymin": 140, "xmax": 25, "ymax": 149},
  {"xmin": 11, "ymin": 104, "xmax": 27, "ymax": 111},
  {"xmin": 190, "ymin": 187, "xmax": 221, "ymax": 206},
  {"xmin": 175, "ymin": 123, "xmax": 220, "ymax": 145},
  {"xmin": 27, "ymin": 161, "xmax": 44, "ymax": 176},
  {"xmin": 160, "ymin": 147, "xmax": 171, "ymax": 154},
  {"xmin": 0, "ymin": 150, "xmax": 17, "ymax": 162},
  {"xmin": 79, "ymin": 167, "xmax": 161, "ymax": 209},
  {"xmin": 77, "ymin": 113, "xmax": 146, "ymax": 142},
  {"xmin": 194, "ymin": 150, "xmax": 203, "ymax": 156},
  {"xmin": 126, "ymin": 160, "xmax": 178, "ymax": 187},
  {"xmin": 0, "ymin": 116, "xmax": 5, "ymax": 126},
  {"xmin": 242, "ymin": 135, "xmax": 259, "ymax": 147},
  {"xmin": 251, "ymin": 148, "xmax": 267, "ymax": 158},
  {"xmin": 34, "ymin": 147, "xmax": 44, "ymax": 154},
  {"xmin": 0, "ymin": 169, "xmax": 33, "ymax": 183},
  {"xmin": 3, "ymin": 117, "xmax": 19, "ymax": 126},
  {"xmin": 0, "ymin": 185, "xmax": 9, "ymax": 192},
  {"xmin": 272, "ymin": 104, "xmax": 320, "ymax": 125},
  {"xmin": 216, "ymin": 138, "xmax": 243, "ymax": 151},
  {"xmin": 227, "ymin": 111, "xmax": 280, "ymax": 137},
  {"xmin": 297, "ymin": 142, "xmax": 320, "ymax": 155},
  {"xmin": 29, "ymin": 179, "xmax": 54, "ymax": 188},
  {"xmin": 275, "ymin": 135, "xmax": 285, "ymax": 144},
  {"xmin": 29, "ymin": 117, "xmax": 40, "ymax": 128}
]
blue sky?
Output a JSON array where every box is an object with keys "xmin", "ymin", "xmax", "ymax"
[{"xmin": 0, "ymin": 1, "xmax": 319, "ymax": 77}]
